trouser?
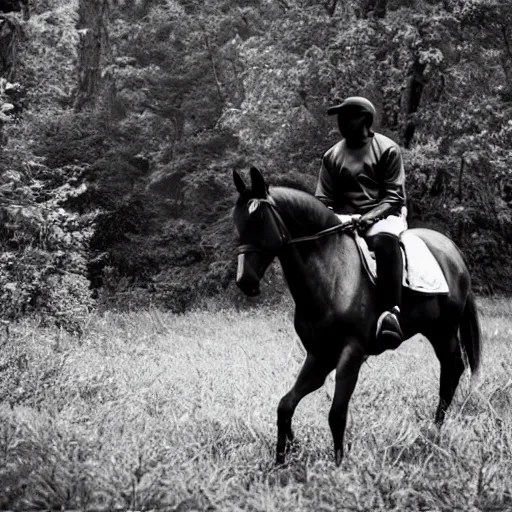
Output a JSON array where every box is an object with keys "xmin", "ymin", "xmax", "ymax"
[{"xmin": 366, "ymin": 233, "xmax": 403, "ymax": 313}]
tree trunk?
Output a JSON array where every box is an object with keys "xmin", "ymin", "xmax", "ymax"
[
  {"xmin": 74, "ymin": 0, "xmax": 110, "ymax": 112},
  {"xmin": 501, "ymin": 23, "xmax": 512, "ymax": 86},
  {"xmin": 0, "ymin": 15, "xmax": 20, "ymax": 79},
  {"xmin": 401, "ymin": 58, "xmax": 426, "ymax": 148}
]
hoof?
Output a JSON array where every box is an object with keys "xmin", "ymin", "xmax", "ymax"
[
  {"xmin": 424, "ymin": 422, "xmax": 441, "ymax": 442},
  {"xmin": 276, "ymin": 452, "xmax": 286, "ymax": 466},
  {"xmin": 287, "ymin": 436, "xmax": 300, "ymax": 453},
  {"xmin": 335, "ymin": 449, "xmax": 343, "ymax": 467}
]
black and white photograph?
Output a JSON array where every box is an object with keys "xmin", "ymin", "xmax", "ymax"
[{"xmin": 0, "ymin": 0, "xmax": 511, "ymax": 510}]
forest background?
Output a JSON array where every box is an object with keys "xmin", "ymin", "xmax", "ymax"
[{"xmin": 1, "ymin": 0, "xmax": 511, "ymax": 330}]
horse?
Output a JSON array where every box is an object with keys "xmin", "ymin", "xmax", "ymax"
[{"xmin": 232, "ymin": 166, "xmax": 481, "ymax": 466}]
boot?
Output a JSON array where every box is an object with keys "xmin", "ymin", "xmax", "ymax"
[{"xmin": 367, "ymin": 233, "xmax": 405, "ymax": 348}]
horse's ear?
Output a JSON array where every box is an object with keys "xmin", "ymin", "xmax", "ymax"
[
  {"xmin": 233, "ymin": 170, "xmax": 246, "ymax": 195},
  {"xmin": 250, "ymin": 166, "xmax": 268, "ymax": 198}
]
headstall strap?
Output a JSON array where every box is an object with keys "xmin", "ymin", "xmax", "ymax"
[
  {"xmin": 237, "ymin": 244, "xmax": 261, "ymax": 255},
  {"xmin": 264, "ymin": 197, "xmax": 291, "ymax": 245}
]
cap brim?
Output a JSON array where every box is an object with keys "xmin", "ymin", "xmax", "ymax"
[{"xmin": 327, "ymin": 104, "xmax": 343, "ymax": 116}]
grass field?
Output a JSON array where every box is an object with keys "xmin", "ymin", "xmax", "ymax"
[{"xmin": 1, "ymin": 298, "xmax": 511, "ymax": 511}]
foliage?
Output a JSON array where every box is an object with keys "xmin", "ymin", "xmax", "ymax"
[
  {"xmin": 1, "ymin": 0, "xmax": 512, "ymax": 318},
  {"xmin": 0, "ymin": 144, "xmax": 95, "ymax": 329}
]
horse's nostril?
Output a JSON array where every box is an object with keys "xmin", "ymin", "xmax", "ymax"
[
  {"xmin": 236, "ymin": 277, "xmax": 260, "ymax": 296},
  {"xmin": 247, "ymin": 286, "xmax": 260, "ymax": 297}
]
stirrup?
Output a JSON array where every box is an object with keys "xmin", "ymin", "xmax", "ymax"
[{"xmin": 376, "ymin": 307, "xmax": 404, "ymax": 343}]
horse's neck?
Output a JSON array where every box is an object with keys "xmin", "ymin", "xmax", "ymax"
[
  {"xmin": 278, "ymin": 232, "xmax": 360, "ymax": 318},
  {"xmin": 271, "ymin": 189, "xmax": 361, "ymax": 316},
  {"xmin": 271, "ymin": 188, "xmax": 339, "ymax": 238}
]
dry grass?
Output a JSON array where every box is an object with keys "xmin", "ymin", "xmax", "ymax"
[{"xmin": 0, "ymin": 298, "xmax": 511, "ymax": 511}]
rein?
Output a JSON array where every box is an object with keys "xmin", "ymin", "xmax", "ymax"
[
  {"xmin": 288, "ymin": 222, "xmax": 354, "ymax": 244},
  {"xmin": 237, "ymin": 196, "xmax": 355, "ymax": 255}
]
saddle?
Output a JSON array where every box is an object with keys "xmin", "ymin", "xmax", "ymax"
[{"xmin": 355, "ymin": 230, "xmax": 449, "ymax": 294}]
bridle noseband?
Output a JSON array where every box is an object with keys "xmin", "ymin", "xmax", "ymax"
[{"xmin": 236, "ymin": 196, "xmax": 354, "ymax": 256}]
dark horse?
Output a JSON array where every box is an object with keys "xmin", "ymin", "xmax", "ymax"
[{"xmin": 233, "ymin": 167, "xmax": 481, "ymax": 466}]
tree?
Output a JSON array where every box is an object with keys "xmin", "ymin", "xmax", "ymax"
[
  {"xmin": 0, "ymin": 14, "xmax": 22, "ymax": 79},
  {"xmin": 74, "ymin": 0, "xmax": 111, "ymax": 111},
  {"xmin": 3, "ymin": 0, "xmax": 512, "ymax": 317}
]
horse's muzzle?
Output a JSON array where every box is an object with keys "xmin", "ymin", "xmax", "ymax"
[
  {"xmin": 236, "ymin": 253, "xmax": 262, "ymax": 296},
  {"xmin": 236, "ymin": 277, "xmax": 261, "ymax": 297}
]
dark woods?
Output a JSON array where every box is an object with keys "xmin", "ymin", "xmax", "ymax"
[
  {"xmin": 0, "ymin": 0, "xmax": 511, "ymax": 328},
  {"xmin": 0, "ymin": 0, "xmax": 29, "ymax": 18}
]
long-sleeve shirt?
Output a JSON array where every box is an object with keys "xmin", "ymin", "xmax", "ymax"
[{"xmin": 315, "ymin": 133, "xmax": 406, "ymax": 215}]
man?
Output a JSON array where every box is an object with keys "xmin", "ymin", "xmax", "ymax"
[{"xmin": 315, "ymin": 96, "xmax": 407, "ymax": 347}]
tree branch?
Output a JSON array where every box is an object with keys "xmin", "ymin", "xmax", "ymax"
[
  {"xmin": 204, "ymin": 34, "xmax": 224, "ymax": 105},
  {"xmin": 277, "ymin": 0, "xmax": 290, "ymax": 13},
  {"xmin": 323, "ymin": 0, "xmax": 339, "ymax": 17},
  {"xmin": 500, "ymin": 23, "xmax": 512, "ymax": 85},
  {"xmin": 458, "ymin": 155, "xmax": 465, "ymax": 203}
]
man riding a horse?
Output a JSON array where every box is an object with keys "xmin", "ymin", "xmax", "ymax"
[
  {"xmin": 316, "ymin": 96, "xmax": 406, "ymax": 348},
  {"xmin": 232, "ymin": 97, "xmax": 481, "ymax": 466}
]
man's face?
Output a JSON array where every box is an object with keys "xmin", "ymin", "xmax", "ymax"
[{"xmin": 337, "ymin": 109, "xmax": 369, "ymax": 142}]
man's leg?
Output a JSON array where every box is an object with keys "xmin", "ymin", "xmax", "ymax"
[{"xmin": 366, "ymin": 232, "xmax": 404, "ymax": 346}]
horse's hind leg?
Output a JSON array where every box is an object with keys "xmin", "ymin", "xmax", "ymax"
[
  {"xmin": 276, "ymin": 353, "xmax": 333, "ymax": 464},
  {"xmin": 433, "ymin": 333, "xmax": 465, "ymax": 425}
]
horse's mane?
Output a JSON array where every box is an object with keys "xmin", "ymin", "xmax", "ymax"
[{"xmin": 269, "ymin": 186, "xmax": 340, "ymax": 234}]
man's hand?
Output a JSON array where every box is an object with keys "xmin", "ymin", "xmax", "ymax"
[
  {"xmin": 356, "ymin": 203, "xmax": 396, "ymax": 231},
  {"xmin": 356, "ymin": 214, "xmax": 377, "ymax": 231},
  {"xmin": 335, "ymin": 213, "xmax": 361, "ymax": 225}
]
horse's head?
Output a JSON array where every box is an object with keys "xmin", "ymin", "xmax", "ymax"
[{"xmin": 232, "ymin": 167, "xmax": 289, "ymax": 296}]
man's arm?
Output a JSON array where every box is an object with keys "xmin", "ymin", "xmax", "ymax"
[
  {"xmin": 315, "ymin": 156, "xmax": 335, "ymax": 209},
  {"xmin": 361, "ymin": 146, "xmax": 405, "ymax": 223},
  {"xmin": 380, "ymin": 145, "xmax": 405, "ymax": 208}
]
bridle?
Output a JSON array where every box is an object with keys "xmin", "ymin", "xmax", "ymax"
[{"xmin": 236, "ymin": 196, "xmax": 355, "ymax": 256}]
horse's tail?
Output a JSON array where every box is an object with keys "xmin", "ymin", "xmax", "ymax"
[{"xmin": 459, "ymin": 291, "xmax": 481, "ymax": 377}]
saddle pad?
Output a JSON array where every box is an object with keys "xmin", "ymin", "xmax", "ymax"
[{"xmin": 355, "ymin": 231, "xmax": 449, "ymax": 295}]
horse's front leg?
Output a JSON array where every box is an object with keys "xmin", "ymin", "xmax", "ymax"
[
  {"xmin": 276, "ymin": 352, "xmax": 334, "ymax": 465},
  {"xmin": 329, "ymin": 339, "xmax": 365, "ymax": 466}
]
